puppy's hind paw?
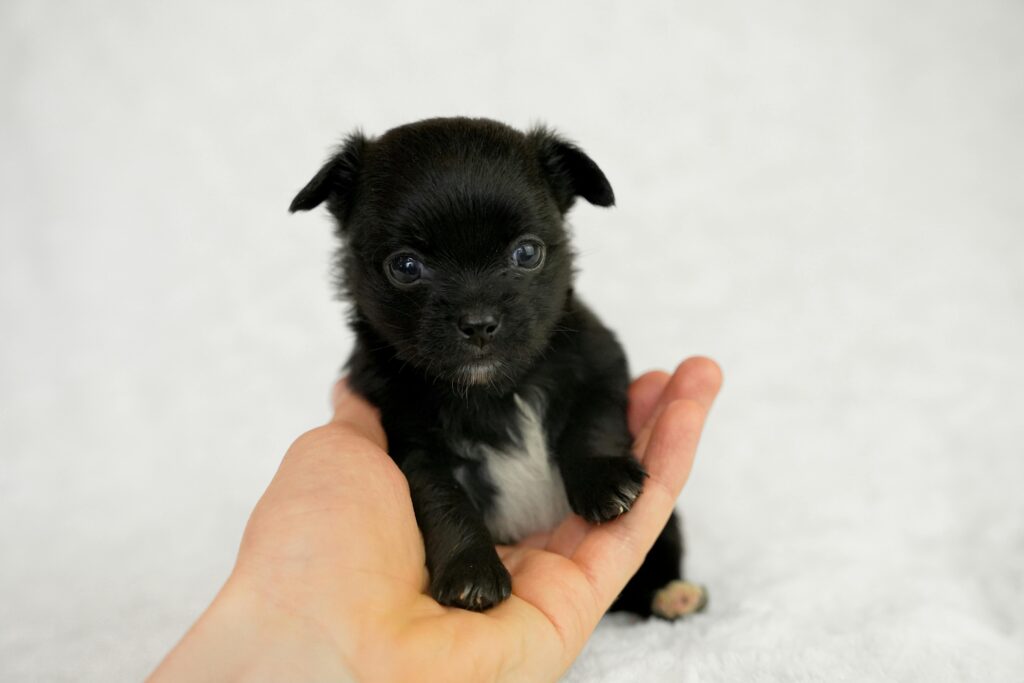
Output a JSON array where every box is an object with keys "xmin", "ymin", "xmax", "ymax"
[{"xmin": 651, "ymin": 580, "xmax": 708, "ymax": 620}]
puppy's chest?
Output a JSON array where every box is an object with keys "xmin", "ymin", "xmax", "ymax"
[{"xmin": 448, "ymin": 393, "xmax": 570, "ymax": 544}]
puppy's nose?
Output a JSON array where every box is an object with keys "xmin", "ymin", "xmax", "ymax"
[{"xmin": 457, "ymin": 312, "xmax": 501, "ymax": 348}]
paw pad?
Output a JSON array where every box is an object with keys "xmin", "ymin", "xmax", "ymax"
[{"xmin": 651, "ymin": 580, "xmax": 708, "ymax": 620}]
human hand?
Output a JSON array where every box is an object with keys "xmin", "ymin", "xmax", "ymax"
[{"xmin": 149, "ymin": 357, "xmax": 722, "ymax": 683}]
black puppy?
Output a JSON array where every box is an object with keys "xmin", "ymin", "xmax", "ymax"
[{"xmin": 290, "ymin": 117, "xmax": 705, "ymax": 619}]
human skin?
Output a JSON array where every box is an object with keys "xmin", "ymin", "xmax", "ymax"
[{"xmin": 149, "ymin": 356, "xmax": 722, "ymax": 683}]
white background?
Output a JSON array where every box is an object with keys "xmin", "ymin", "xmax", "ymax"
[{"xmin": 2, "ymin": 1, "xmax": 1023, "ymax": 680}]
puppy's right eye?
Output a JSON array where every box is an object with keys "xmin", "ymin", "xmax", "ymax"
[{"xmin": 385, "ymin": 253, "xmax": 425, "ymax": 286}]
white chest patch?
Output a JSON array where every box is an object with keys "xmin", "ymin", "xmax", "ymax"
[{"xmin": 454, "ymin": 393, "xmax": 571, "ymax": 543}]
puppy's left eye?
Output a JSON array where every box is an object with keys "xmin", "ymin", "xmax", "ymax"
[{"xmin": 511, "ymin": 239, "xmax": 545, "ymax": 270}]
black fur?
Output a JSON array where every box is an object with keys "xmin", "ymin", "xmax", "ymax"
[{"xmin": 291, "ymin": 117, "xmax": 685, "ymax": 614}]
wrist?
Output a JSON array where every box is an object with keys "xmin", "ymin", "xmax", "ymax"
[{"xmin": 148, "ymin": 575, "xmax": 354, "ymax": 683}]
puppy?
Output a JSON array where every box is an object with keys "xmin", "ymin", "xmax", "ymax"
[{"xmin": 290, "ymin": 117, "xmax": 705, "ymax": 619}]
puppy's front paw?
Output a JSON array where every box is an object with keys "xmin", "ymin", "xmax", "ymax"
[
  {"xmin": 431, "ymin": 547, "xmax": 512, "ymax": 611},
  {"xmin": 567, "ymin": 455, "xmax": 647, "ymax": 523}
]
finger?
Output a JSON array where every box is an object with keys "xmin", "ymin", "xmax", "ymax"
[
  {"xmin": 633, "ymin": 356, "xmax": 722, "ymax": 457},
  {"xmin": 669, "ymin": 356, "xmax": 723, "ymax": 412},
  {"xmin": 627, "ymin": 370, "xmax": 670, "ymax": 435},
  {"xmin": 329, "ymin": 378, "xmax": 387, "ymax": 448},
  {"xmin": 571, "ymin": 360, "xmax": 721, "ymax": 610}
]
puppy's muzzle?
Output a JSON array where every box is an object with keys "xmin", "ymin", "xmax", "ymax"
[{"xmin": 457, "ymin": 310, "xmax": 502, "ymax": 349}]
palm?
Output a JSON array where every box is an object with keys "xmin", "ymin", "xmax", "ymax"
[{"xmin": 232, "ymin": 359, "xmax": 720, "ymax": 682}]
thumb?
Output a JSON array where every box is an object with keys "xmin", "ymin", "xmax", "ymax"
[{"xmin": 330, "ymin": 378, "xmax": 388, "ymax": 449}]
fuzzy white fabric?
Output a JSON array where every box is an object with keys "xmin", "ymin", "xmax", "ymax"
[{"xmin": 2, "ymin": 2, "xmax": 1022, "ymax": 681}]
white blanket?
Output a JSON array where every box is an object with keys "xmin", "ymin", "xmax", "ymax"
[{"xmin": 2, "ymin": 1, "xmax": 1022, "ymax": 680}]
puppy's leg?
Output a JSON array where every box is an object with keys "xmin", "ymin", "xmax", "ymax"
[
  {"xmin": 611, "ymin": 512, "xmax": 708, "ymax": 619},
  {"xmin": 401, "ymin": 451, "xmax": 512, "ymax": 611},
  {"xmin": 555, "ymin": 378, "xmax": 647, "ymax": 524}
]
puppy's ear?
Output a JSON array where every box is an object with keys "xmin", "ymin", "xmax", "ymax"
[
  {"xmin": 289, "ymin": 132, "xmax": 366, "ymax": 217},
  {"xmin": 529, "ymin": 127, "xmax": 615, "ymax": 212}
]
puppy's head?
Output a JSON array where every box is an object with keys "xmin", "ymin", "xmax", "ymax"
[{"xmin": 290, "ymin": 117, "xmax": 614, "ymax": 390}]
